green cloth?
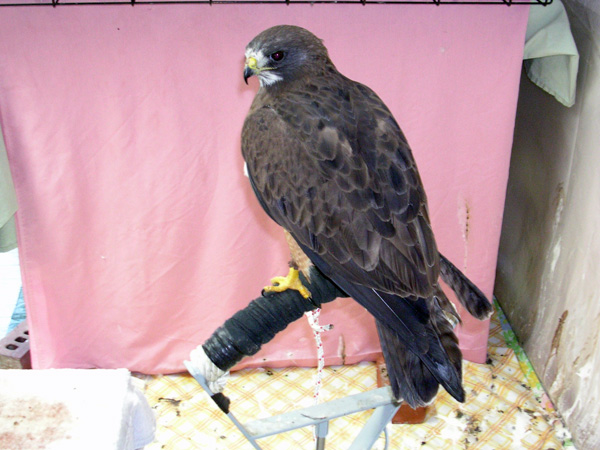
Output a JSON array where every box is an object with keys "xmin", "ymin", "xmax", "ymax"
[
  {"xmin": 524, "ymin": 0, "xmax": 579, "ymax": 107},
  {"xmin": 0, "ymin": 126, "xmax": 17, "ymax": 252}
]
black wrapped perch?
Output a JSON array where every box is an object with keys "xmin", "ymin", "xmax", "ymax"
[
  {"xmin": 188, "ymin": 251, "xmax": 492, "ymax": 414},
  {"xmin": 193, "ymin": 267, "xmax": 345, "ymax": 413}
]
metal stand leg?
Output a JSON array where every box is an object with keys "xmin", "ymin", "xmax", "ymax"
[
  {"xmin": 185, "ymin": 361, "xmax": 401, "ymax": 450},
  {"xmin": 315, "ymin": 421, "xmax": 329, "ymax": 450},
  {"xmin": 348, "ymin": 401, "xmax": 399, "ymax": 450}
]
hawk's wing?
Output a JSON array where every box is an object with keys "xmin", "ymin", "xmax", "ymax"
[
  {"xmin": 242, "ymin": 78, "xmax": 439, "ymax": 299},
  {"xmin": 242, "ymin": 78, "xmax": 464, "ymax": 405}
]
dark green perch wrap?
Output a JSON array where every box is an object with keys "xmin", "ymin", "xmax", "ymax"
[{"xmin": 200, "ymin": 267, "xmax": 345, "ymax": 413}]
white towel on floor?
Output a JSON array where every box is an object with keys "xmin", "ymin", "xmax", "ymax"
[{"xmin": 0, "ymin": 368, "xmax": 155, "ymax": 450}]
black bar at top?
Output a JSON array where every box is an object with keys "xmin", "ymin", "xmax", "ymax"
[{"xmin": 0, "ymin": 0, "xmax": 554, "ymax": 6}]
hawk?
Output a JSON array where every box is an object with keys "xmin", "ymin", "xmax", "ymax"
[{"xmin": 241, "ymin": 25, "xmax": 492, "ymax": 407}]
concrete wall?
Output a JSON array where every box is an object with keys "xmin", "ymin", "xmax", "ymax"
[{"xmin": 495, "ymin": 1, "xmax": 600, "ymax": 448}]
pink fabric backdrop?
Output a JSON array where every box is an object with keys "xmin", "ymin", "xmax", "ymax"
[{"xmin": 0, "ymin": 6, "xmax": 528, "ymax": 373}]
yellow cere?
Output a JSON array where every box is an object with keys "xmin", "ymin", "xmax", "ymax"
[{"xmin": 246, "ymin": 57, "xmax": 258, "ymax": 70}]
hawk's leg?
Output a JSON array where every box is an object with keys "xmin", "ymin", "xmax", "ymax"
[
  {"xmin": 264, "ymin": 230, "xmax": 313, "ymax": 298},
  {"xmin": 264, "ymin": 267, "xmax": 311, "ymax": 299},
  {"xmin": 269, "ymin": 230, "xmax": 313, "ymax": 298}
]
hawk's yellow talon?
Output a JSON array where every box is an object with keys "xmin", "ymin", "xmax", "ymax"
[{"xmin": 264, "ymin": 267, "xmax": 311, "ymax": 299}]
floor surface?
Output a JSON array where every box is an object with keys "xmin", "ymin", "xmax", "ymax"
[{"xmin": 140, "ymin": 305, "xmax": 575, "ymax": 450}]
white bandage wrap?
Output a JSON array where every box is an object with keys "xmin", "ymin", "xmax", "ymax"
[{"xmin": 189, "ymin": 346, "xmax": 230, "ymax": 394}]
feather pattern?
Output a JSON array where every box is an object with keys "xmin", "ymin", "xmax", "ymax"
[
  {"xmin": 439, "ymin": 253, "xmax": 493, "ymax": 319},
  {"xmin": 242, "ymin": 25, "xmax": 488, "ymax": 407}
]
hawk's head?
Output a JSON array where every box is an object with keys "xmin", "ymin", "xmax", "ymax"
[{"xmin": 244, "ymin": 25, "xmax": 331, "ymax": 87}]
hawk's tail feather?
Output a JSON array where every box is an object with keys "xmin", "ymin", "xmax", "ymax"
[
  {"xmin": 376, "ymin": 321, "xmax": 439, "ymax": 407},
  {"xmin": 439, "ymin": 253, "xmax": 493, "ymax": 320},
  {"xmin": 296, "ymin": 247, "xmax": 465, "ymax": 406},
  {"xmin": 376, "ymin": 308, "xmax": 465, "ymax": 407},
  {"xmin": 376, "ymin": 289, "xmax": 465, "ymax": 408},
  {"xmin": 430, "ymin": 287, "xmax": 463, "ymax": 383}
]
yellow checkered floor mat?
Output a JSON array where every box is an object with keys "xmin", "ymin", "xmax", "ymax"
[{"xmin": 139, "ymin": 306, "xmax": 574, "ymax": 449}]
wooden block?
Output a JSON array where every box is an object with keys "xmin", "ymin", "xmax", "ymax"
[
  {"xmin": 376, "ymin": 355, "xmax": 428, "ymax": 424},
  {"xmin": 0, "ymin": 321, "xmax": 31, "ymax": 369}
]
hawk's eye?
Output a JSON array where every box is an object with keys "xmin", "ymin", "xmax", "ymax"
[{"xmin": 270, "ymin": 51, "xmax": 285, "ymax": 62}]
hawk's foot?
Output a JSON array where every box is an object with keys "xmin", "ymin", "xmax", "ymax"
[{"xmin": 264, "ymin": 267, "xmax": 311, "ymax": 299}]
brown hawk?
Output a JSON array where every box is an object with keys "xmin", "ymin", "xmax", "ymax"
[{"xmin": 241, "ymin": 25, "xmax": 492, "ymax": 407}]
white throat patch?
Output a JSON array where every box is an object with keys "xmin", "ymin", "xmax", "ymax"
[{"xmin": 257, "ymin": 71, "xmax": 283, "ymax": 87}]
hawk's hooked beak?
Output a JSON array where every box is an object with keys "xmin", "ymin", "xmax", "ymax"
[{"xmin": 244, "ymin": 57, "xmax": 258, "ymax": 85}]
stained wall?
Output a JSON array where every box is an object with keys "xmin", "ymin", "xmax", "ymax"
[{"xmin": 495, "ymin": 1, "xmax": 600, "ymax": 448}]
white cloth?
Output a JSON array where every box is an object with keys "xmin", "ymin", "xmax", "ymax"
[
  {"xmin": 524, "ymin": 0, "xmax": 579, "ymax": 107},
  {"xmin": 0, "ymin": 369, "xmax": 155, "ymax": 450}
]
